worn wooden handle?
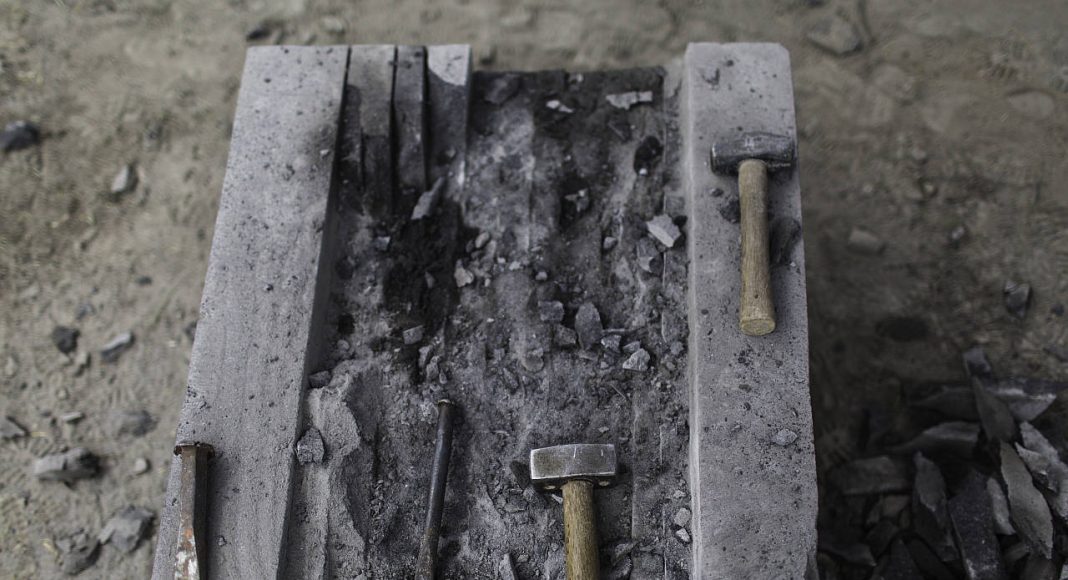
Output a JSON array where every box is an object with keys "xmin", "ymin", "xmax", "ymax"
[
  {"xmin": 738, "ymin": 159, "xmax": 776, "ymax": 336},
  {"xmin": 562, "ymin": 480, "xmax": 599, "ymax": 580}
]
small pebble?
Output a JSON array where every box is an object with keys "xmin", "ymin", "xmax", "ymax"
[
  {"xmin": 538, "ymin": 301, "xmax": 565, "ymax": 323},
  {"xmin": 402, "ymin": 325, "xmax": 425, "ymax": 345},
  {"xmin": 34, "ymin": 448, "xmax": 99, "ymax": 482},
  {"xmin": 56, "ymin": 530, "xmax": 99, "ymax": 575},
  {"xmin": 59, "ymin": 411, "xmax": 85, "ymax": 424},
  {"xmin": 605, "ymin": 91, "xmax": 653, "ymax": 110},
  {"xmin": 308, "ymin": 370, "xmax": 332, "ymax": 389},
  {"xmin": 132, "ymin": 457, "xmax": 150, "ymax": 475},
  {"xmin": 112, "ymin": 410, "xmax": 156, "ymax": 437},
  {"xmin": 673, "ymin": 507, "xmax": 692, "ymax": 528},
  {"xmin": 1003, "ymin": 280, "xmax": 1031, "ymax": 319},
  {"xmin": 772, "ymin": 428, "xmax": 799, "ymax": 447},
  {"xmin": 546, "ymin": 99, "xmax": 574, "ymax": 114},
  {"xmin": 98, "ymin": 505, "xmax": 154, "ymax": 553},
  {"xmin": 806, "ymin": 13, "xmax": 863, "ymax": 55},
  {"xmin": 296, "ymin": 427, "xmax": 325, "ymax": 464},
  {"xmin": 51, "ymin": 326, "xmax": 80, "ymax": 355},
  {"xmin": 0, "ymin": 120, "xmax": 41, "ymax": 152},
  {"xmin": 109, "ymin": 164, "xmax": 137, "ymax": 196},
  {"xmin": 454, "ymin": 262, "xmax": 475, "ymax": 287},
  {"xmin": 674, "ymin": 528, "xmax": 691, "ymax": 544},
  {"xmin": 646, "ymin": 214, "xmax": 682, "ymax": 248},
  {"xmin": 100, "ymin": 331, "xmax": 135, "ymax": 363},
  {"xmin": 847, "ymin": 227, "xmax": 885, "ymax": 255},
  {"xmin": 622, "ymin": 348, "xmax": 651, "ymax": 372}
]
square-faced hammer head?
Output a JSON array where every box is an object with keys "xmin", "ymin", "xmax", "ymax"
[
  {"xmin": 710, "ymin": 131, "xmax": 796, "ymax": 174},
  {"xmin": 530, "ymin": 443, "xmax": 618, "ymax": 491}
]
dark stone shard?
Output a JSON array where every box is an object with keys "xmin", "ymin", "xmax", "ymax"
[
  {"xmin": 864, "ymin": 519, "xmax": 899, "ymax": 557},
  {"xmin": 973, "ymin": 381, "xmax": 1016, "ymax": 442},
  {"xmin": 819, "ymin": 528, "xmax": 876, "ymax": 566},
  {"xmin": 910, "ymin": 385, "xmax": 978, "ymax": 421},
  {"xmin": 987, "ymin": 377, "xmax": 1068, "ymax": 422},
  {"xmin": 98, "ymin": 505, "xmax": 154, "ymax": 553},
  {"xmin": 184, "ymin": 320, "xmax": 197, "ymax": 342},
  {"xmin": 646, "ymin": 214, "xmax": 682, "ymax": 248},
  {"xmin": 1044, "ymin": 344, "xmax": 1068, "ymax": 363},
  {"xmin": 51, "ymin": 326, "xmax": 80, "ymax": 355},
  {"xmin": 948, "ymin": 472, "xmax": 1008, "ymax": 580},
  {"xmin": 574, "ymin": 302, "xmax": 604, "ymax": 350},
  {"xmin": 880, "ymin": 539, "xmax": 923, "ymax": 580},
  {"xmin": 600, "ymin": 334, "xmax": 621, "ymax": 353},
  {"xmin": 1003, "ymin": 280, "xmax": 1031, "ymax": 319},
  {"xmin": 905, "ymin": 539, "xmax": 956, "ymax": 580},
  {"xmin": 410, "ymin": 177, "xmax": 445, "ymax": 220},
  {"xmin": 1020, "ymin": 554, "xmax": 1062, "ymax": 580},
  {"xmin": 538, "ymin": 300, "xmax": 565, "ymax": 323},
  {"xmin": 296, "ymin": 427, "xmax": 325, "ymax": 464},
  {"xmin": 962, "ymin": 346, "xmax": 994, "ymax": 380},
  {"xmin": 875, "ymin": 316, "xmax": 929, "ymax": 342},
  {"xmin": 111, "ymin": 410, "xmax": 156, "ymax": 437},
  {"xmin": 553, "ymin": 325, "xmax": 577, "ymax": 349},
  {"xmin": 1, "ymin": 415, "xmax": 27, "ymax": 439},
  {"xmin": 245, "ymin": 21, "xmax": 271, "ymax": 41},
  {"xmin": 308, "ymin": 370, "xmax": 332, "ymax": 389},
  {"xmin": 632, "ymin": 135, "xmax": 663, "ymax": 175},
  {"xmin": 912, "ymin": 453, "xmax": 957, "ymax": 562},
  {"xmin": 1016, "ymin": 422, "xmax": 1068, "ymax": 521},
  {"xmin": 828, "ymin": 456, "xmax": 911, "ymax": 496},
  {"xmin": 33, "ymin": 448, "xmax": 99, "ymax": 482},
  {"xmin": 100, "ymin": 331, "xmax": 135, "ymax": 363},
  {"xmin": 483, "ymin": 73, "xmax": 520, "ymax": 105},
  {"xmin": 56, "ymin": 530, "xmax": 100, "ymax": 575},
  {"xmin": 717, "ymin": 196, "xmax": 740, "ymax": 224},
  {"xmin": 0, "ymin": 120, "xmax": 41, "ymax": 152},
  {"xmin": 890, "ymin": 422, "xmax": 979, "ymax": 457},
  {"xmin": 1000, "ymin": 442, "xmax": 1053, "ymax": 558},
  {"xmin": 622, "ymin": 348, "xmax": 651, "ymax": 372},
  {"xmin": 986, "ymin": 477, "xmax": 1015, "ymax": 535},
  {"xmin": 636, "ymin": 237, "xmax": 662, "ymax": 273},
  {"xmin": 769, "ymin": 217, "xmax": 801, "ymax": 267}
]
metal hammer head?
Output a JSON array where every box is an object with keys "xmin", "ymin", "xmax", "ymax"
[
  {"xmin": 710, "ymin": 131, "xmax": 796, "ymax": 174},
  {"xmin": 530, "ymin": 443, "xmax": 618, "ymax": 491}
]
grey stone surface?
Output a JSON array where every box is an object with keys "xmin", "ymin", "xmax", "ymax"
[
  {"xmin": 681, "ymin": 42, "xmax": 816, "ymax": 578},
  {"xmin": 151, "ymin": 45, "xmax": 348, "ymax": 580},
  {"xmin": 394, "ymin": 45, "xmax": 428, "ymax": 196}
]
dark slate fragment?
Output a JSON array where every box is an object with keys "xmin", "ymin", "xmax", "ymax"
[
  {"xmin": 98, "ymin": 505, "xmax": 154, "ymax": 553},
  {"xmin": 1020, "ymin": 554, "xmax": 1062, "ymax": 580},
  {"xmin": 483, "ymin": 73, "xmax": 521, "ymax": 105},
  {"xmin": 912, "ymin": 453, "xmax": 957, "ymax": 562},
  {"xmin": 51, "ymin": 326, "xmax": 80, "ymax": 355},
  {"xmin": 973, "ymin": 381, "xmax": 1016, "ymax": 442},
  {"xmin": 819, "ymin": 528, "xmax": 876, "ymax": 566},
  {"xmin": 948, "ymin": 472, "xmax": 1008, "ymax": 580},
  {"xmin": 1003, "ymin": 280, "xmax": 1031, "ymax": 319},
  {"xmin": 905, "ymin": 539, "xmax": 957, "ymax": 580},
  {"xmin": 986, "ymin": 477, "xmax": 1015, "ymax": 535},
  {"xmin": 0, "ymin": 120, "xmax": 41, "ymax": 152},
  {"xmin": 1016, "ymin": 422, "xmax": 1068, "ymax": 521},
  {"xmin": 100, "ymin": 331, "xmax": 135, "ymax": 363},
  {"xmin": 880, "ymin": 539, "xmax": 923, "ymax": 580},
  {"xmin": 963, "ymin": 346, "xmax": 994, "ymax": 380},
  {"xmin": 910, "ymin": 385, "xmax": 978, "ymax": 421},
  {"xmin": 34, "ymin": 448, "xmax": 99, "ymax": 482},
  {"xmin": 296, "ymin": 427, "xmax": 325, "ymax": 464},
  {"xmin": 111, "ymin": 410, "xmax": 156, "ymax": 437},
  {"xmin": 1000, "ymin": 442, "xmax": 1053, "ymax": 558},
  {"xmin": 574, "ymin": 302, "xmax": 604, "ymax": 350},
  {"xmin": 717, "ymin": 196, "xmax": 740, "ymax": 224},
  {"xmin": 864, "ymin": 519, "xmax": 899, "ymax": 557},
  {"xmin": 56, "ymin": 530, "xmax": 100, "ymax": 575},
  {"xmin": 537, "ymin": 300, "xmax": 565, "ymax": 323},
  {"xmin": 988, "ymin": 377, "xmax": 1068, "ymax": 422},
  {"xmin": 1, "ymin": 415, "xmax": 27, "ymax": 439},
  {"xmin": 891, "ymin": 422, "xmax": 979, "ymax": 457},
  {"xmin": 828, "ymin": 456, "xmax": 911, "ymax": 495}
]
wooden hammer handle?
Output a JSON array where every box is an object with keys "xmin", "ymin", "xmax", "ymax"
[
  {"xmin": 738, "ymin": 159, "xmax": 776, "ymax": 336},
  {"xmin": 562, "ymin": 480, "xmax": 600, "ymax": 580}
]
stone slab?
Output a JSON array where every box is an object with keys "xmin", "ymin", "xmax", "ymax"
[
  {"xmin": 394, "ymin": 45, "xmax": 428, "ymax": 196},
  {"xmin": 151, "ymin": 45, "xmax": 348, "ymax": 579},
  {"xmin": 681, "ymin": 42, "xmax": 817, "ymax": 579}
]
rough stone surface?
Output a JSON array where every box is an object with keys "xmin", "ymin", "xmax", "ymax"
[
  {"xmin": 828, "ymin": 456, "xmax": 911, "ymax": 495},
  {"xmin": 99, "ymin": 331, "xmax": 135, "ymax": 363},
  {"xmin": 948, "ymin": 472, "xmax": 1008, "ymax": 580},
  {"xmin": 911, "ymin": 453, "xmax": 956, "ymax": 561},
  {"xmin": 151, "ymin": 46, "xmax": 348, "ymax": 580},
  {"xmin": 806, "ymin": 13, "xmax": 863, "ymax": 55},
  {"xmin": 987, "ymin": 477, "xmax": 1016, "ymax": 535},
  {"xmin": 55, "ymin": 530, "xmax": 100, "ymax": 575},
  {"xmin": 1000, "ymin": 442, "xmax": 1054, "ymax": 558},
  {"xmin": 33, "ymin": 448, "xmax": 99, "ymax": 482},
  {"xmin": 99, "ymin": 505, "xmax": 154, "ymax": 553},
  {"xmin": 646, "ymin": 214, "xmax": 681, "ymax": 248},
  {"xmin": 682, "ymin": 43, "xmax": 815, "ymax": 578},
  {"xmin": 575, "ymin": 302, "xmax": 604, "ymax": 350},
  {"xmin": 50, "ymin": 325, "xmax": 80, "ymax": 354}
]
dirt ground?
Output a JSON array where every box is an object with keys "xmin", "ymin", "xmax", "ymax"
[{"xmin": 1, "ymin": 0, "xmax": 1066, "ymax": 578}]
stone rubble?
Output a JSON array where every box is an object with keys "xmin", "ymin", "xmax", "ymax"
[
  {"xmin": 296, "ymin": 427, "xmax": 325, "ymax": 464},
  {"xmin": 55, "ymin": 530, "xmax": 100, "ymax": 575},
  {"xmin": 0, "ymin": 120, "xmax": 41, "ymax": 152},
  {"xmin": 645, "ymin": 214, "xmax": 681, "ymax": 248},
  {"xmin": 34, "ymin": 448, "xmax": 99, "ymax": 482},
  {"xmin": 1003, "ymin": 280, "xmax": 1032, "ymax": 319},
  {"xmin": 99, "ymin": 505, "xmax": 154, "ymax": 553}
]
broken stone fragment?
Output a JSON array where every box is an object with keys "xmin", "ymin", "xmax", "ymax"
[
  {"xmin": 880, "ymin": 539, "xmax": 922, "ymax": 580},
  {"xmin": 1, "ymin": 120, "xmax": 41, "ymax": 152},
  {"xmin": 806, "ymin": 13, "xmax": 863, "ymax": 55},
  {"xmin": 973, "ymin": 381, "xmax": 1016, "ymax": 442},
  {"xmin": 1020, "ymin": 554, "xmax": 1061, "ymax": 580},
  {"xmin": 308, "ymin": 370, "xmax": 331, "ymax": 389},
  {"xmin": 545, "ymin": 99, "xmax": 574, "ymax": 114},
  {"xmin": 411, "ymin": 177, "xmax": 445, "ymax": 220},
  {"xmin": 909, "ymin": 384, "xmax": 978, "ymax": 421},
  {"xmin": 564, "ymin": 189, "xmax": 590, "ymax": 214},
  {"xmin": 474, "ymin": 231, "xmax": 491, "ymax": 249},
  {"xmin": 962, "ymin": 345, "xmax": 994, "ymax": 380},
  {"xmin": 100, "ymin": 331, "xmax": 135, "ymax": 363},
  {"xmin": 846, "ymin": 227, "xmax": 885, "ymax": 255},
  {"xmin": 948, "ymin": 472, "xmax": 1007, "ymax": 580},
  {"xmin": 574, "ymin": 303, "xmax": 604, "ymax": 350},
  {"xmin": 454, "ymin": 261, "xmax": 475, "ymax": 287},
  {"xmin": 987, "ymin": 377, "xmax": 1068, "ymax": 422},
  {"xmin": 621, "ymin": 348, "xmax": 650, "ymax": 372},
  {"xmin": 601, "ymin": 236, "xmax": 618, "ymax": 251},
  {"xmin": 34, "ymin": 448, "xmax": 99, "ymax": 482},
  {"xmin": 296, "ymin": 427, "xmax": 325, "ymax": 464},
  {"xmin": 999, "ymin": 442, "xmax": 1053, "ymax": 558},
  {"xmin": 55, "ymin": 530, "xmax": 99, "ymax": 575},
  {"xmin": 109, "ymin": 164, "xmax": 137, "ymax": 197},
  {"xmin": 1, "ymin": 415, "xmax": 26, "ymax": 440},
  {"xmin": 98, "ymin": 505, "xmax": 154, "ymax": 553},
  {"xmin": 402, "ymin": 325, "xmax": 425, "ymax": 345},
  {"xmin": 111, "ymin": 410, "xmax": 156, "ymax": 437},
  {"xmin": 819, "ymin": 528, "xmax": 876, "ymax": 566},
  {"xmin": 553, "ymin": 325, "xmax": 577, "ymax": 349},
  {"xmin": 911, "ymin": 453, "xmax": 957, "ymax": 562},
  {"xmin": 51, "ymin": 326, "xmax": 80, "ymax": 355},
  {"xmin": 538, "ymin": 301, "xmax": 565, "ymax": 323},
  {"xmin": 674, "ymin": 528, "xmax": 691, "ymax": 544},
  {"xmin": 772, "ymin": 428, "xmax": 799, "ymax": 447},
  {"xmin": 636, "ymin": 237, "xmax": 662, "ymax": 273},
  {"xmin": 1016, "ymin": 422, "xmax": 1068, "ymax": 522},
  {"xmin": 600, "ymin": 334, "xmax": 621, "ymax": 353},
  {"xmin": 890, "ymin": 422, "xmax": 979, "ymax": 457},
  {"xmin": 863, "ymin": 519, "xmax": 898, "ymax": 557},
  {"xmin": 131, "ymin": 457, "xmax": 150, "ymax": 475},
  {"xmin": 483, "ymin": 74, "xmax": 520, "ymax": 105},
  {"xmin": 828, "ymin": 456, "xmax": 911, "ymax": 495},
  {"xmin": 986, "ymin": 477, "xmax": 1015, "ymax": 535},
  {"xmin": 498, "ymin": 553, "xmax": 519, "ymax": 580},
  {"xmin": 672, "ymin": 507, "xmax": 691, "ymax": 528},
  {"xmin": 646, "ymin": 214, "xmax": 682, "ymax": 248},
  {"xmin": 605, "ymin": 90, "xmax": 653, "ymax": 110},
  {"xmin": 1003, "ymin": 280, "xmax": 1031, "ymax": 319}
]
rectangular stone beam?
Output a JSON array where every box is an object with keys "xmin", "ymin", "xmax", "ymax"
[
  {"xmin": 394, "ymin": 45, "xmax": 428, "ymax": 197},
  {"xmin": 681, "ymin": 42, "xmax": 818, "ymax": 579},
  {"xmin": 151, "ymin": 45, "xmax": 348, "ymax": 579}
]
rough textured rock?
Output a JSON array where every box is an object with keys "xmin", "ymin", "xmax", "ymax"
[
  {"xmin": 50, "ymin": 326, "xmax": 80, "ymax": 354},
  {"xmin": 295, "ymin": 427, "xmax": 325, "ymax": 464},
  {"xmin": 1016, "ymin": 422, "xmax": 1068, "ymax": 521},
  {"xmin": 829, "ymin": 456, "xmax": 911, "ymax": 495},
  {"xmin": 948, "ymin": 472, "xmax": 1007, "ymax": 580},
  {"xmin": 574, "ymin": 302, "xmax": 604, "ymax": 350},
  {"xmin": 99, "ymin": 505, "xmax": 154, "ymax": 553},
  {"xmin": 33, "ymin": 448, "xmax": 99, "ymax": 482},
  {"xmin": 911, "ymin": 453, "xmax": 956, "ymax": 562},
  {"xmin": 891, "ymin": 421, "xmax": 979, "ymax": 457},
  {"xmin": 55, "ymin": 530, "xmax": 100, "ymax": 575},
  {"xmin": 1000, "ymin": 442, "xmax": 1054, "ymax": 558}
]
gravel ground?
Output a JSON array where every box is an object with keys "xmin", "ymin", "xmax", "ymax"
[{"xmin": 1, "ymin": 0, "xmax": 1066, "ymax": 578}]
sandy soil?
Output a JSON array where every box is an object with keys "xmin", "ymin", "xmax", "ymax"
[{"xmin": 1, "ymin": 0, "xmax": 1066, "ymax": 577}]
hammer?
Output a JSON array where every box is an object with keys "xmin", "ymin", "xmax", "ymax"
[
  {"xmin": 710, "ymin": 132, "xmax": 796, "ymax": 336},
  {"xmin": 530, "ymin": 443, "xmax": 618, "ymax": 580}
]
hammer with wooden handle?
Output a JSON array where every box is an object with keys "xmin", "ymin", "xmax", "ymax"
[
  {"xmin": 530, "ymin": 443, "xmax": 618, "ymax": 580},
  {"xmin": 711, "ymin": 132, "xmax": 796, "ymax": 336}
]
